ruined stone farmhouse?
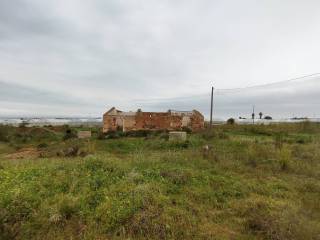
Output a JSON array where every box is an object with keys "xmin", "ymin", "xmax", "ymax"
[{"xmin": 103, "ymin": 107, "xmax": 204, "ymax": 133}]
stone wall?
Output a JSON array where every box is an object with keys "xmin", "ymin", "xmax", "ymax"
[
  {"xmin": 190, "ymin": 111, "xmax": 205, "ymax": 130},
  {"xmin": 103, "ymin": 114, "xmax": 118, "ymax": 132},
  {"xmin": 77, "ymin": 131, "xmax": 92, "ymax": 139}
]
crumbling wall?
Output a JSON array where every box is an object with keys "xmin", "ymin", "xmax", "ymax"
[
  {"xmin": 182, "ymin": 116, "xmax": 191, "ymax": 127},
  {"xmin": 135, "ymin": 112, "xmax": 172, "ymax": 130},
  {"xmin": 123, "ymin": 116, "xmax": 136, "ymax": 132},
  {"xmin": 103, "ymin": 115, "xmax": 119, "ymax": 132},
  {"xmin": 103, "ymin": 108, "xmax": 204, "ymax": 133},
  {"xmin": 190, "ymin": 111, "xmax": 205, "ymax": 130}
]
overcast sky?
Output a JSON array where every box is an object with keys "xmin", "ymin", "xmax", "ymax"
[{"xmin": 1, "ymin": 0, "xmax": 320, "ymax": 118}]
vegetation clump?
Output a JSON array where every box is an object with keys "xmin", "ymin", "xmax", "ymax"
[
  {"xmin": 63, "ymin": 129, "xmax": 77, "ymax": 140},
  {"xmin": 0, "ymin": 125, "xmax": 11, "ymax": 142},
  {"xmin": 227, "ymin": 118, "xmax": 235, "ymax": 125}
]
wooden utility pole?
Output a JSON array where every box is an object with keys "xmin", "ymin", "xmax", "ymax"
[
  {"xmin": 210, "ymin": 86, "xmax": 214, "ymax": 128},
  {"xmin": 252, "ymin": 105, "xmax": 255, "ymax": 125}
]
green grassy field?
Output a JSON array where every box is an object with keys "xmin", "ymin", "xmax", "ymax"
[{"xmin": 0, "ymin": 123, "xmax": 320, "ymax": 239}]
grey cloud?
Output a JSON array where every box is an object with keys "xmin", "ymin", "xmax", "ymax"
[
  {"xmin": 0, "ymin": 80, "xmax": 79, "ymax": 105},
  {"xmin": 138, "ymin": 76, "xmax": 320, "ymax": 119},
  {"xmin": 0, "ymin": 1, "xmax": 67, "ymax": 39},
  {"xmin": 0, "ymin": 0, "xmax": 320, "ymax": 118}
]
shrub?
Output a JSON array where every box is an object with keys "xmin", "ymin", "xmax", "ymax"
[
  {"xmin": 28, "ymin": 128, "xmax": 58, "ymax": 141},
  {"xmin": 179, "ymin": 140, "xmax": 189, "ymax": 149},
  {"xmin": 51, "ymin": 195, "xmax": 80, "ymax": 222},
  {"xmin": 125, "ymin": 130, "xmax": 151, "ymax": 138},
  {"xmin": 159, "ymin": 132, "xmax": 169, "ymax": 140},
  {"xmin": 181, "ymin": 126, "xmax": 192, "ymax": 134},
  {"xmin": 227, "ymin": 118, "xmax": 235, "ymax": 125},
  {"xmin": 62, "ymin": 124, "xmax": 70, "ymax": 130},
  {"xmin": 95, "ymin": 189, "xmax": 146, "ymax": 232},
  {"xmin": 63, "ymin": 129, "xmax": 77, "ymax": 140},
  {"xmin": 217, "ymin": 131, "xmax": 229, "ymax": 139},
  {"xmin": 63, "ymin": 146, "xmax": 80, "ymax": 157},
  {"xmin": 242, "ymin": 198, "xmax": 320, "ymax": 240},
  {"xmin": 201, "ymin": 129, "xmax": 217, "ymax": 140},
  {"xmin": 295, "ymin": 135, "xmax": 312, "ymax": 144},
  {"xmin": 170, "ymin": 140, "xmax": 190, "ymax": 149},
  {"xmin": 0, "ymin": 125, "xmax": 10, "ymax": 142},
  {"xmin": 58, "ymin": 199, "xmax": 79, "ymax": 219},
  {"xmin": 245, "ymin": 143, "xmax": 275, "ymax": 168},
  {"xmin": 105, "ymin": 131, "xmax": 123, "ymax": 139},
  {"xmin": 97, "ymin": 131, "xmax": 106, "ymax": 140}
]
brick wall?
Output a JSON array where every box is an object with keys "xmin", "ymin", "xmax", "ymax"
[{"xmin": 103, "ymin": 109, "xmax": 204, "ymax": 133}]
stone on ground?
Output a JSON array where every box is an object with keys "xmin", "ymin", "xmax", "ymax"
[{"xmin": 169, "ymin": 131, "xmax": 187, "ymax": 141}]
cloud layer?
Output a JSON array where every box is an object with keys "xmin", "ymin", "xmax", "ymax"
[
  {"xmin": 1, "ymin": 0, "xmax": 320, "ymax": 118},
  {"xmin": 139, "ymin": 75, "xmax": 320, "ymax": 119}
]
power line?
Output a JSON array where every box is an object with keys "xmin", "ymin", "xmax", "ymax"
[
  {"xmin": 217, "ymin": 72, "xmax": 320, "ymax": 92},
  {"xmin": 134, "ymin": 72, "xmax": 320, "ymax": 103}
]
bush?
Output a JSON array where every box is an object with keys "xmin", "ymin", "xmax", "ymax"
[
  {"xmin": 181, "ymin": 127, "xmax": 192, "ymax": 134},
  {"xmin": 159, "ymin": 132, "xmax": 169, "ymax": 140},
  {"xmin": 58, "ymin": 197, "xmax": 79, "ymax": 220},
  {"xmin": 0, "ymin": 125, "xmax": 10, "ymax": 142},
  {"xmin": 97, "ymin": 131, "xmax": 106, "ymax": 140},
  {"xmin": 295, "ymin": 135, "xmax": 312, "ymax": 144},
  {"xmin": 105, "ymin": 130, "xmax": 124, "ymax": 139},
  {"xmin": 125, "ymin": 130, "xmax": 151, "ymax": 138},
  {"xmin": 242, "ymin": 198, "xmax": 320, "ymax": 240},
  {"xmin": 171, "ymin": 140, "xmax": 190, "ymax": 149},
  {"xmin": 227, "ymin": 118, "xmax": 235, "ymax": 125},
  {"xmin": 64, "ymin": 146, "xmax": 80, "ymax": 157},
  {"xmin": 217, "ymin": 131, "xmax": 229, "ymax": 139},
  {"xmin": 201, "ymin": 129, "xmax": 217, "ymax": 140},
  {"xmin": 63, "ymin": 129, "xmax": 77, "ymax": 140},
  {"xmin": 49, "ymin": 195, "xmax": 81, "ymax": 224}
]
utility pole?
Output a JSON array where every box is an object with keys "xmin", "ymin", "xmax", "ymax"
[
  {"xmin": 252, "ymin": 105, "xmax": 255, "ymax": 125},
  {"xmin": 210, "ymin": 86, "xmax": 214, "ymax": 128}
]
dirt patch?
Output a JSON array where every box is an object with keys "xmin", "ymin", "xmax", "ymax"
[{"xmin": 5, "ymin": 147, "xmax": 40, "ymax": 160}]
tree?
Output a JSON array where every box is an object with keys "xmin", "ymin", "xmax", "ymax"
[
  {"xmin": 227, "ymin": 118, "xmax": 235, "ymax": 125},
  {"xmin": 259, "ymin": 112, "xmax": 263, "ymax": 119}
]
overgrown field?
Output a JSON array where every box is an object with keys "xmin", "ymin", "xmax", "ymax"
[{"xmin": 0, "ymin": 123, "xmax": 320, "ymax": 239}]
